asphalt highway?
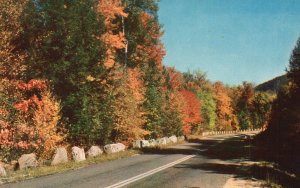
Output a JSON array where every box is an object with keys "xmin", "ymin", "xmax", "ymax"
[{"xmin": 1, "ymin": 133, "xmax": 257, "ymax": 188}]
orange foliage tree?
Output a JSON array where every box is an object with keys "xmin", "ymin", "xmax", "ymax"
[
  {"xmin": 33, "ymin": 90, "xmax": 65, "ymax": 159},
  {"xmin": 0, "ymin": 79, "xmax": 64, "ymax": 160},
  {"xmin": 213, "ymin": 82, "xmax": 238, "ymax": 130},
  {"xmin": 111, "ymin": 77, "xmax": 148, "ymax": 145},
  {"xmin": 131, "ymin": 12, "xmax": 165, "ymax": 67},
  {"xmin": 127, "ymin": 67, "xmax": 145, "ymax": 103},
  {"xmin": 180, "ymin": 90, "xmax": 202, "ymax": 135},
  {"xmin": 167, "ymin": 67, "xmax": 184, "ymax": 91},
  {"xmin": 97, "ymin": 0, "xmax": 128, "ymax": 69},
  {"xmin": 0, "ymin": 0, "xmax": 27, "ymax": 80}
]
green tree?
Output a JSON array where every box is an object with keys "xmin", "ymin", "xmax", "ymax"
[
  {"xmin": 21, "ymin": 0, "xmax": 108, "ymax": 145},
  {"xmin": 197, "ymin": 89, "xmax": 217, "ymax": 131},
  {"xmin": 262, "ymin": 36, "xmax": 300, "ymax": 158},
  {"xmin": 234, "ymin": 82, "xmax": 255, "ymax": 130},
  {"xmin": 143, "ymin": 61, "xmax": 164, "ymax": 138},
  {"xmin": 250, "ymin": 92, "xmax": 274, "ymax": 129}
]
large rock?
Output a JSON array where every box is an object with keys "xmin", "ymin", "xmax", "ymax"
[
  {"xmin": 149, "ymin": 139, "xmax": 158, "ymax": 147},
  {"xmin": 51, "ymin": 147, "xmax": 68, "ymax": 166},
  {"xmin": 165, "ymin": 137, "xmax": 171, "ymax": 144},
  {"xmin": 157, "ymin": 137, "xmax": 167, "ymax": 145},
  {"xmin": 104, "ymin": 143, "xmax": 125, "ymax": 154},
  {"xmin": 141, "ymin": 140, "xmax": 150, "ymax": 148},
  {"xmin": 87, "ymin": 146, "xmax": 103, "ymax": 158},
  {"xmin": 0, "ymin": 163, "xmax": 7, "ymax": 176},
  {"xmin": 72, "ymin": 147, "xmax": 86, "ymax": 162},
  {"xmin": 132, "ymin": 140, "xmax": 142, "ymax": 149},
  {"xmin": 178, "ymin": 136, "xmax": 185, "ymax": 142},
  {"xmin": 169, "ymin": 135, "xmax": 178, "ymax": 143},
  {"xmin": 18, "ymin": 153, "xmax": 38, "ymax": 170}
]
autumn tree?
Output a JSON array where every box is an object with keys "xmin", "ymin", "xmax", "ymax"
[
  {"xmin": 98, "ymin": 0, "xmax": 128, "ymax": 69},
  {"xmin": 118, "ymin": 0, "xmax": 167, "ymax": 138},
  {"xmin": 158, "ymin": 67, "xmax": 184, "ymax": 136},
  {"xmin": 21, "ymin": 0, "xmax": 107, "ymax": 145},
  {"xmin": 233, "ymin": 82, "xmax": 255, "ymax": 130},
  {"xmin": 180, "ymin": 90, "xmax": 202, "ymax": 135},
  {"xmin": 122, "ymin": 0, "xmax": 163, "ymax": 67},
  {"xmin": 0, "ymin": 0, "xmax": 27, "ymax": 80},
  {"xmin": 213, "ymin": 82, "xmax": 237, "ymax": 131},
  {"xmin": 0, "ymin": 79, "xmax": 63, "ymax": 160},
  {"xmin": 111, "ymin": 77, "xmax": 147, "ymax": 144}
]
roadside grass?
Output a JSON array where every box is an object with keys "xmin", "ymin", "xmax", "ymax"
[
  {"xmin": 0, "ymin": 150, "xmax": 140, "ymax": 185},
  {"xmin": 185, "ymin": 134, "xmax": 299, "ymax": 188},
  {"xmin": 0, "ymin": 141, "xmax": 187, "ymax": 185},
  {"xmin": 249, "ymin": 162, "xmax": 299, "ymax": 188}
]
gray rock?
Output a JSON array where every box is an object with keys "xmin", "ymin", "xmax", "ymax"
[
  {"xmin": 165, "ymin": 137, "xmax": 171, "ymax": 144},
  {"xmin": 157, "ymin": 137, "xmax": 167, "ymax": 145},
  {"xmin": 149, "ymin": 139, "xmax": 158, "ymax": 147},
  {"xmin": 87, "ymin": 146, "xmax": 103, "ymax": 158},
  {"xmin": 72, "ymin": 147, "xmax": 86, "ymax": 162},
  {"xmin": 104, "ymin": 143, "xmax": 125, "ymax": 154},
  {"xmin": 18, "ymin": 153, "xmax": 38, "ymax": 170},
  {"xmin": 51, "ymin": 147, "xmax": 68, "ymax": 166},
  {"xmin": 178, "ymin": 136, "xmax": 185, "ymax": 142},
  {"xmin": 141, "ymin": 140, "xmax": 150, "ymax": 148},
  {"xmin": 0, "ymin": 163, "xmax": 7, "ymax": 176},
  {"xmin": 132, "ymin": 140, "xmax": 142, "ymax": 149},
  {"xmin": 169, "ymin": 135, "xmax": 178, "ymax": 143}
]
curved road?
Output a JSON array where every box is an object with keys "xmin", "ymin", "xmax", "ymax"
[{"xmin": 1, "ymin": 133, "xmax": 259, "ymax": 188}]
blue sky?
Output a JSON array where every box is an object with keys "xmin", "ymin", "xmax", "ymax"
[{"xmin": 158, "ymin": 0, "xmax": 300, "ymax": 85}]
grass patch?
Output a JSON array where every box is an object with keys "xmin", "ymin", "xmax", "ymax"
[{"xmin": 0, "ymin": 150, "xmax": 139, "ymax": 185}]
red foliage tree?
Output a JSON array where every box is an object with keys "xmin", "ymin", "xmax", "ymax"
[
  {"xmin": 167, "ymin": 67, "xmax": 184, "ymax": 90},
  {"xmin": 180, "ymin": 90, "xmax": 202, "ymax": 135}
]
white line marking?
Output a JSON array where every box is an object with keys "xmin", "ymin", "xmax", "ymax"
[{"xmin": 104, "ymin": 155, "xmax": 195, "ymax": 188}]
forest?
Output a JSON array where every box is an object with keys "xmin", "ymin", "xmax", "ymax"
[{"xmin": 0, "ymin": 0, "xmax": 297, "ymax": 165}]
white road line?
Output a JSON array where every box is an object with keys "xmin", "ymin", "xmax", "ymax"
[{"xmin": 104, "ymin": 155, "xmax": 195, "ymax": 188}]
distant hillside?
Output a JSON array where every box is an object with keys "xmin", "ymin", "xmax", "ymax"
[{"xmin": 255, "ymin": 75, "xmax": 288, "ymax": 92}]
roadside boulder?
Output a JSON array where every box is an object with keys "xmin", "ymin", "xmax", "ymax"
[
  {"xmin": 157, "ymin": 137, "xmax": 167, "ymax": 145},
  {"xmin": 169, "ymin": 135, "xmax": 178, "ymax": 143},
  {"xmin": 178, "ymin": 136, "xmax": 185, "ymax": 142},
  {"xmin": 165, "ymin": 137, "xmax": 171, "ymax": 144},
  {"xmin": 87, "ymin": 146, "xmax": 103, "ymax": 158},
  {"xmin": 0, "ymin": 163, "xmax": 7, "ymax": 176},
  {"xmin": 149, "ymin": 139, "xmax": 158, "ymax": 147},
  {"xmin": 141, "ymin": 140, "xmax": 150, "ymax": 148},
  {"xmin": 104, "ymin": 143, "xmax": 125, "ymax": 154},
  {"xmin": 132, "ymin": 140, "xmax": 142, "ymax": 149},
  {"xmin": 72, "ymin": 147, "xmax": 86, "ymax": 162},
  {"xmin": 18, "ymin": 153, "xmax": 38, "ymax": 170},
  {"xmin": 51, "ymin": 147, "xmax": 68, "ymax": 166}
]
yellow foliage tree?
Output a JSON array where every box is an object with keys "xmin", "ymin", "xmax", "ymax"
[
  {"xmin": 97, "ymin": 0, "xmax": 128, "ymax": 69},
  {"xmin": 33, "ymin": 90, "xmax": 65, "ymax": 159},
  {"xmin": 0, "ymin": 0, "xmax": 27, "ymax": 80},
  {"xmin": 112, "ymin": 77, "xmax": 148, "ymax": 145}
]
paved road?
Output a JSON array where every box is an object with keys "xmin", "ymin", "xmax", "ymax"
[{"xmin": 1, "ymin": 133, "xmax": 258, "ymax": 188}]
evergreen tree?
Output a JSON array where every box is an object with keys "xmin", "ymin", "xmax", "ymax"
[
  {"xmin": 143, "ymin": 61, "xmax": 164, "ymax": 138},
  {"xmin": 288, "ymin": 37, "xmax": 300, "ymax": 94},
  {"xmin": 21, "ymin": 0, "xmax": 107, "ymax": 145}
]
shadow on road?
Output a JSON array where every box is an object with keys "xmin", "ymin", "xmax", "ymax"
[{"xmin": 141, "ymin": 134, "xmax": 300, "ymax": 188}]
